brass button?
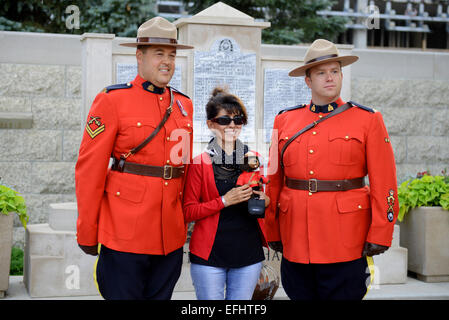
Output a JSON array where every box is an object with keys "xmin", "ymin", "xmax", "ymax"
[
  {"xmin": 309, "ymin": 149, "xmax": 314, "ymax": 154},
  {"xmin": 159, "ymin": 97, "xmax": 163, "ymax": 101},
  {"xmin": 116, "ymin": 191, "xmax": 120, "ymax": 196},
  {"xmin": 166, "ymin": 136, "xmax": 170, "ymax": 141},
  {"xmin": 318, "ymin": 115, "xmax": 323, "ymax": 119},
  {"xmin": 309, "ymin": 170, "xmax": 314, "ymax": 175},
  {"xmin": 309, "ymin": 192, "xmax": 313, "ymax": 196},
  {"xmin": 187, "ymin": 123, "xmax": 191, "ymax": 127},
  {"xmin": 166, "ymin": 160, "xmax": 170, "ymax": 164},
  {"xmin": 345, "ymin": 135, "xmax": 349, "ymax": 140},
  {"xmin": 137, "ymin": 122, "xmax": 142, "ymax": 127},
  {"xmin": 358, "ymin": 205, "xmax": 362, "ymax": 209},
  {"xmin": 164, "ymin": 182, "xmax": 168, "ymax": 186},
  {"xmin": 285, "ymin": 136, "xmax": 288, "ymax": 140},
  {"xmin": 312, "ymin": 131, "xmax": 317, "ymax": 135}
]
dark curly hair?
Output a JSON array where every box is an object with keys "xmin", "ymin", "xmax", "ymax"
[{"xmin": 205, "ymin": 87, "xmax": 248, "ymax": 125}]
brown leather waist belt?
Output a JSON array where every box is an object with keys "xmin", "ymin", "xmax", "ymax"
[
  {"xmin": 111, "ymin": 158, "xmax": 184, "ymax": 179},
  {"xmin": 285, "ymin": 177, "xmax": 365, "ymax": 192}
]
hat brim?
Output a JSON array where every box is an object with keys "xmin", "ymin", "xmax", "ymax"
[
  {"xmin": 120, "ymin": 41, "xmax": 194, "ymax": 50},
  {"xmin": 288, "ymin": 55, "xmax": 359, "ymax": 77}
]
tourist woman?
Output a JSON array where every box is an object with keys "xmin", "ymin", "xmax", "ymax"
[{"xmin": 183, "ymin": 87, "xmax": 268, "ymax": 300}]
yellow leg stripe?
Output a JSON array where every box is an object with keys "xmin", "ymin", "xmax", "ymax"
[
  {"xmin": 93, "ymin": 244, "xmax": 103, "ymax": 298},
  {"xmin": 364, "ymin": 256, "xmax": 375, "ymax": 299}
]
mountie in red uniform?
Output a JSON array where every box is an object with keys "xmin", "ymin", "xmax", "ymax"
[
  {"xmin": 265, "ymin": 38, "xmax": 399, "ymax": 300},
  {"xmin": 76, "ymin": 16, "xmax": 194, "ymax": 301},
  {"xmin": 75, "ymin": 74, "xmax": 193, "ymax": 256}
]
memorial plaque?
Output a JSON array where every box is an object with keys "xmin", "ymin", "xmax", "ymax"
[
  {"xmin": 116, "ymin": 63, "xmax": 182, "ymax": 91},
  {"xmin": 263, "ymin": 69, "xmax": 312, "ymax": 142},
  {"xmin": 193, "ymin": 38, "xmax": 256, "ymax": 143}
]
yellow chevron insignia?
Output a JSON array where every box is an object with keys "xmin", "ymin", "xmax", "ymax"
[{"xmin": 86, "ymin": 116, "xmax": 105, "ymax": 139}]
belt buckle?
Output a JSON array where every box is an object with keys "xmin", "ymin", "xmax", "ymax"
[
  {"xmin": 308, "ymin": 179, "xmax": 318, "ymax": 193},
  {"xmin": 163, "ymin": 165, "xmax": 173, "ymax": 180}
]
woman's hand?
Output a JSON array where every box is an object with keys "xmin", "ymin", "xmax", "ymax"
[
  {"xmin": 252, "ymin": 190, "xmax": 270, "ymax": 207},
  {"xmin": 222, "ymin": 184, "xmax": 253, "ymax": 207}
]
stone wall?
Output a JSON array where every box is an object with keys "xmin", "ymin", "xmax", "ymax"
[
  {"xmin": 351, "ymin": 48, "xmax": 449, "ymax": 183},
  {"xmin": 1, "ymin": 31, "xmax": 448, "ymax": 248},
  {"xmin": 0, "ymin": 61, "xmax": 82, "ymax": 246}
]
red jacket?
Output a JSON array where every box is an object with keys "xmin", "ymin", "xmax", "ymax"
[
  {"xmin": 183, "ymin": 152, "xmax": 267, "ymax": 260},
  {"xmin": 265, "ymin": 98, "xmax": 399, "ymax": 263}
]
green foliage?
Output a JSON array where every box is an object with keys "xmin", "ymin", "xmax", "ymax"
[
  {"xmin": 263, "ymin": 0, "xmax": 347, "ymax": 44},
  {"xmin": 398, "ymin": 171, "xmax": 449, "ymax": 222},
  {"xmin": 0, "ymin": 0, "xmax": 156, "ymax": 36},
  {"xmin": 3, "ymin": 0, "xmax": 346, "ymax": 43},
  {"xmin": 182, "ymin": 0, "xmax": 348, "ymax": 44},
  {"xmin": 10, "ymin": 247, "xmax": 24, "ymax": 276},
  {"xmin": 0, "ymin": 184, "xmax": 29, "ymax": 229},
  {"xmin": 81, "ymin": 0, "xmax": 156, "ymax": 37}
]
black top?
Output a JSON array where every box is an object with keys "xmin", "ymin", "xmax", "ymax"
[{"xmin": 189, "ymin": 141, "xmax": 265, "ymax": 268}]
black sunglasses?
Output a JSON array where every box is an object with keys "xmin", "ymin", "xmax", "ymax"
[{"xmin": 211, "ymin": 115, "xmax": 244, "ymax": 125}]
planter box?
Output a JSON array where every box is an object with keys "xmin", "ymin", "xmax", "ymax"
[
  {"xmin": 399, "ymin": 206, "xmax": 449, "ymax": 282},
  {"xmin": 0, "ymin": 214, "xmax": 14, "ymax": 298},
  {"xmin": 24, "ymin": 203, "xmax": 99, "ymax": 298}
]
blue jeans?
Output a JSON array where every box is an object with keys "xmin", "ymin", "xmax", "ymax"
[{"xmin": 190, "ymin": 262, "xmax": 263, "ymax": 300}]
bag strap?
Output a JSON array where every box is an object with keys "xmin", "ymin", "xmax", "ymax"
[
  {"xmin": 119, "ymin": 87, "xmax": 174, "ymax": 161},
  {"xmin": 280, "ymin": 102, "xmax": 352, "ymax": 169}
]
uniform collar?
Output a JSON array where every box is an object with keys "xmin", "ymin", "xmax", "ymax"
[
  {"xmin": 133, "ymin": 74, "xmax": 166, "ymax": 94},
  {"xmin": 309, "ymin": 97, "xmax": 345, "ymax": 113}
]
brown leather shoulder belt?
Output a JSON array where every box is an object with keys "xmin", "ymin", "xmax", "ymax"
[
  {"xmin": 109, "ymin": 87, "xmax": 184, "ymax": 180},
  {"xmin": 111, "ymin": 158, "xmax": 184, "ymax": 179},
  {"xmin": 285, "ymin": 176, "xmax": 365, "ymax": 192}
]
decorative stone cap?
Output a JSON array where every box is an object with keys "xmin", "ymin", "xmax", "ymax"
[{"xmin": 174, "ymin": 2, "xmax": 270, "ymax": 29}]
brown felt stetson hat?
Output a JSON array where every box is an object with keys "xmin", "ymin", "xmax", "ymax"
[
  {"xmin": 120, "ymin": 16, "xmax": 193, "ymax": 49},
  {"xmin": 289, "ymin": 39, "xmax": 358, "ymax": 77}
]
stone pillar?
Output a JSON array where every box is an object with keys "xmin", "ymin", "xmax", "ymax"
[
  {"xmin": 80, "ymin": 33, "xmax": 114, "ymax": 131},
  {"xmin": 353, "ymin": 0, "xmax": 368, "ymax": 49}
]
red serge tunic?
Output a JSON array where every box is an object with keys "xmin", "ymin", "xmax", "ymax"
[
  {"xmin": 265, "ymin": 98, "xmax": 399, "ymax": 264},
  {"xmin": 183, "ymin": 152, "xmax": 267, "ymax": 265}
]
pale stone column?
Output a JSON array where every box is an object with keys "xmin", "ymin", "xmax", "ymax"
[
  {"xmin": 354, "ymin": 0, "xmax": 368, "ymax": 49},
  {"xmin": 80, "ymin": 33, "xmax": 114, "ymax": 132}
]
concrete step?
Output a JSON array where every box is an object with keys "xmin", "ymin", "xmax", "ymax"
[{"xmin": 3, "ymin": 276, "xmax": 449, "ymax": 300}]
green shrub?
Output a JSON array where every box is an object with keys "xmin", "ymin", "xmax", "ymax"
[
  {"xmin": 0, "ymin": 184, "xmax": 29, "ymax": 228},
  {"xmin": 398, "ymin": 170, "xmax": 449, "ymax": 222},
  {"xmin": 10, "ymin": 247, "xmax": 24, "ymax": 276}
]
